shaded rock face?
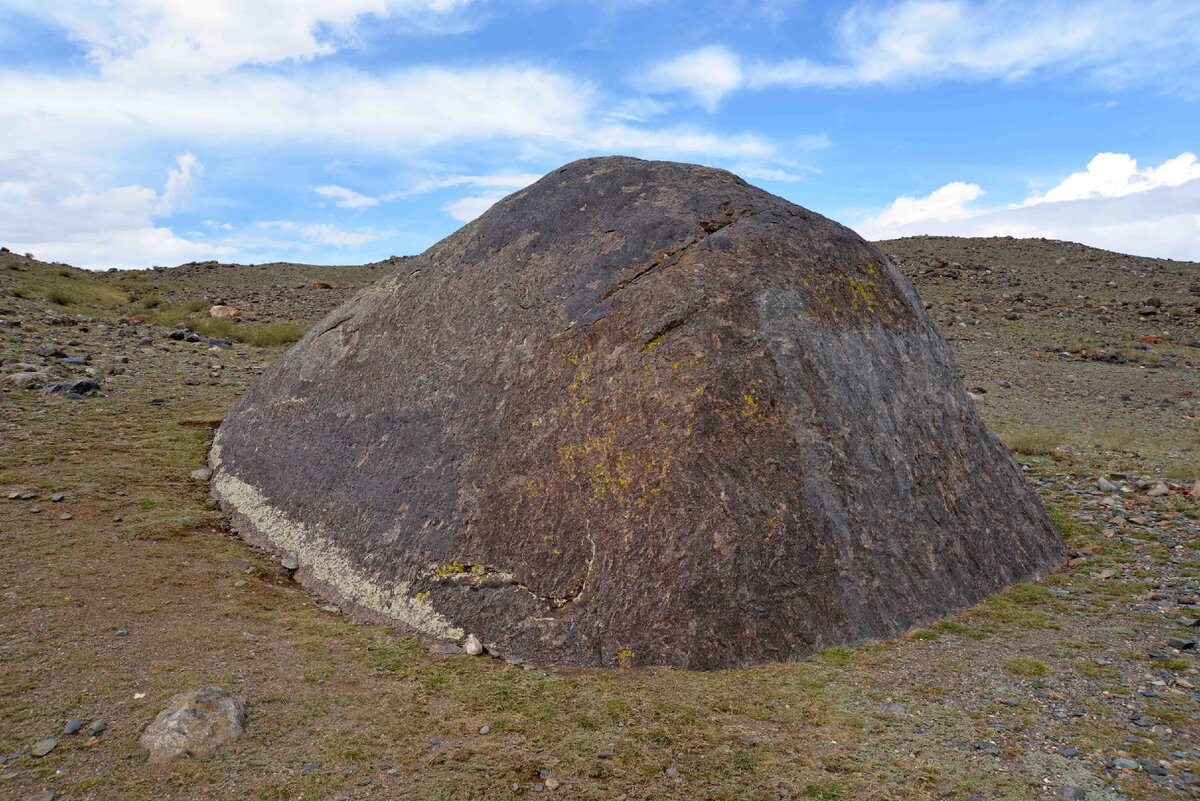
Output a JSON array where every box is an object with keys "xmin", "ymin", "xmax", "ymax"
[{"xmin": 211, "ymin": 156, "xmax": 1066, "ymax": 669}]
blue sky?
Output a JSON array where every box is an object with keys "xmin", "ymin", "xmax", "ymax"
[{"xmin": 1, "ymin": 0, "xmax": 1198, "ymax": 268}]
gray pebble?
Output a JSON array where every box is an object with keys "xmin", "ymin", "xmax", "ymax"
[
  {"xmin": 63, "ymin": 719, "xmax": 82, "ymax": 735},
  {"xmin": 86, "ymin": 719, "xmax": 107, "ymax": 736},
  {"xmin": 1056, "ymin": 787, "xmax": 1085, "ymax": 801},
  {"xmin": 30, "ymin": 738, "xmax": 56, "ymax": 757},
  {"xmin": 479, "ymin": 725, "xmax": 490, "ymax": 735}
]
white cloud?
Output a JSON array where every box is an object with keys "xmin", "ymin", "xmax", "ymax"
[
  {"xmin": 857, "ymin": 152, "xmax": 1200, "ymax": 260},
  {"xmin": 300, "ymin": 223, "xmax": 390, "ymax": 246},
  {"xmin": 0, "ymin": 150, "xmax": 222, "ymax": 268},
  {"xmin": 315, "ymin": 184, "xmax": 380, "ymax": 208},
  {"xmin": 871, "ymin": 181, "xmax": 984, "ymax": 227},
  {"xmin": 1027, "ymin": 151, "xmax": 1200, "ymax": 204},
  {"xmin": 20, "ymin": 0, "xmax": 481, "ymax": 79},
  {"xmin": 639, "ymin": 44, "xmax": 744, "ymax": 110},
  {"xmin": 642, "ymin": 0, "xmax": 1200, "ymax": 106},
  {"xmin": 398, "ymin": 172, "xmax": 545, "ymax": 198},
  {"xmin": 159, "ymin": 152, "xmax": 202, "ymax": 214},
  {"xmin": 442, "ymin": 194, "xmax": 505, "ymax": 222}
]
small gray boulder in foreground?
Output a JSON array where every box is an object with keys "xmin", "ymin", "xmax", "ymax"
[{"xmin": 140, "ymin": 686, "xmax": 246, "ymax": 763}]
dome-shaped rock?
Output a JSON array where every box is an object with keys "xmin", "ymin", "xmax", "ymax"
[{"xmin": 211, "ymin": 156, "xmax": 1065, "ymax": 669}]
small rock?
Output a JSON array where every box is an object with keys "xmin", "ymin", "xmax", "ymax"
[
  {"xmin": 25, "ymin": 791, "xmax": 55, "ymax": 801},
  {"xmin": 30, "ymin": 738, "xmax": 56, "ymax": 757},
  {"xmin": 302, "ymin": 763, "xmax": 321, "ymax": 774},
  {"xmin": 59, "ymin": 513, "xmax": 72, "ymax": 521},
  {"xmin": 190, "ymin": 468, "xmax": 212, "ymax": 481},
  {"xmin": 86, "ymin": 719, "xmax": 107, "ymax": 736},
  {"xmin": 464, "ymin": 634, "xmax": 484, "ymax": 656},
  {"xmin": 280, "ymin": 554, "xmax": 299, "ymax": 571},
  {"xmin": 596, "ymin": 750, "xmax": 614, "ymax": 759},
  {"xmin": 63, "ymin": 719, "xmax": 82, "ymax": 735},
  {"xmin": 479, "ymin": 725, "xmax": 490, "ymax": 735},
  {"xmin": 1168, "ymin": 637, "xmax": 1196, "ymax": 650},
  {"xmin": 1113, "ymin": 757, "xmax": 1140, "ymax": 771},
  {"xmin": 1056, "ymin": 787, "xmax": 1084, "ymax": 801},
  {"xmin": 876, "ymin": 703, "xmax": 906, "ymax": 716},
  {"xmin": 116, "ymin": 629, "xmax": 129, "ymax": 637},
  {"xmin": 1097, "ymin": 477, "xmax": 1119, "ymax": 492},
  {"xmin": 140, "ymin": 686, "xmax": 246, "ymax": 763},
  {"xmin": 50, "ymin": 493, "xmax": 65, "ymax": 502},
  {"xmin": 998, "ymin": 697, "xmax": 1020, "ymax": 707}
]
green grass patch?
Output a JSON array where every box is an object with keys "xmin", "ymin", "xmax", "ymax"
[
  {"xmin": 1003, "ymin": 427, "xmax": 1065, "ymax": 456},
  {"xmin": 1002, "ymin": 657, "xmax": 1049, "ymax": 677}
]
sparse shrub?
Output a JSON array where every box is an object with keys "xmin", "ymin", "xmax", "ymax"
[
  {"xmin": 186, "ymin": 318, "xmax": 303, "ymax": 347},
  {"xmin": 45, "ymin": 287, "xmax": 74, "ymax": 306},
  {"xmin": 1094, "ymin": 426, "xmax": 1136, "ymax": 452},
  {"xmin": 57, "ymin": 268, "xmax": 73, "ymax": 278},
  {"xmin": 1003, "ymin": 427, "xmax": 1065, "ymax": 456},
  {"xmin": 140, "ymin": 291, "xmax": 162, "ymax": 309},
  {"xmin": 181, "ymin": 297, "xmax": 208, "ymax": 313}
]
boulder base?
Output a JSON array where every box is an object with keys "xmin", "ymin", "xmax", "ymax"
[{"xmin": 212, "ymin": 156, "xmax": 1065, "ymax": 669}]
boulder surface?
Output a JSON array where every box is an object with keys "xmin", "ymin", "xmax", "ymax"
[
  {"xmin": 211, "ymin": 156, "xmax": 1065, "ymax": 668},
  {"xmin": 140, "ymin": 686, "xmax": 246, "ymax": 763}
]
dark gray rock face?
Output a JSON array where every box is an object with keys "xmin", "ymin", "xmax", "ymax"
[{"xmin": 211, "ymin": 156, "xmax": 1065, "ymax": 669}]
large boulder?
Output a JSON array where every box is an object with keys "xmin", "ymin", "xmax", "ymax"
[{"xmin": 211, "ymin": 156, "xmax": 1065, "ymax": 669}]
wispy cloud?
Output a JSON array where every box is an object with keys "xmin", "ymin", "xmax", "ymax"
[
  {"xmin": 640, "ymin": 0, "xmax": 1200, "ymax": 107},
  {"xmin": 314, "ymin": 184, "xmax": 380, "ymax": 209}
]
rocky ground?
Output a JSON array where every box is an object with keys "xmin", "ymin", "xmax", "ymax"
[{"xmin": 0, "ymin": 237, "xmax": 1197, "ymax": 801}]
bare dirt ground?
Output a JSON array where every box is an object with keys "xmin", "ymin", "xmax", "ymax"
[{"xmin": 1, "ymin": 237, "xmax": 1198, "ymax": 801}]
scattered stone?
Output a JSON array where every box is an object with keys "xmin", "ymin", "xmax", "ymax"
[
  {"xmin": 45, "ymin": 378, "xmax": 100, "ymax": 396},
  {"xmin": 464, "ymin": 634, "xmax": 484, "ymax": 656},
  {"xmin": 479, "ymin": 725, "xmax": 490, "ymax": 735},
  {"xmin": 86, "ymin": 719, "xmax": 107, "ymax": 736},
  {"xmin": 1059, "ymin": 746, "xmax": 1078, "ymax": 758},
  {"xmin": 139, "ymin": 686, "xmax": 246, "ymax": 763},
  {"xmin": 1056, "ymin": 787, "xmax": 1085, "ymax": 801},
  {"xmin": 50, "ymin": 493, "xmax": 64, "ymax": 502},
  {"xmin": 116, "ymin": 629, "xmax": 129, "ymax": 637},
  {"xmin": 30, "ymin": 738, "xmax": 56, "ymax": 757},
  {"xmin": 1168, "ymin": 636, "xmax": 1196, "ymax": 650},
  {"xmin": 209, "ymin": 305, "xmax": 240, "ymax": 319},
  {"xmin": 190, "ymin": 468, "xmax": 213, "ymax": 481},
  {"xmin": 1097, "ymin": 477, "xmax": 1119, "ymax": 492},
  {"xmin": 1113, "ymin": 757, "xmax": 1140, "ymax": 771},
  {"xmin": 25, "ymin": 791, "xmax": 55, "ymax": 801},
  {"xmin": 63, "ymin": 719, "xmax": 82, "ymax": 735}
]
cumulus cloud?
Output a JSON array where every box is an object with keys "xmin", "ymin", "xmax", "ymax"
[
  {"xmin": 641, "ymin": 0, "xmax": 1200, "ymax": 107},
  {"xmin": 1026, "ymin": 152, "xmax": 1200, "ymax": 204},
  {"xmin": 0, "ymin": 150, "xmax": 222, "ymax": 268},
  {"xmin": 315, "ymin": 184, "xmax": 380, "ymax": 208},
  {"xmin": 856, "ymin": 152, "xmax": 1200, "ymax": 260}
]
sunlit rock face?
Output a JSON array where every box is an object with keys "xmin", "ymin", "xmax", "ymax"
[{"xmin": 211, "ymin": 156, "xmax": 1066, "ymax": 669}]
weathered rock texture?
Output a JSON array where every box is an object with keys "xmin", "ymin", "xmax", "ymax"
[
  {"xmin": 211, "ymin": 156, "xmax": 1066, "ymax": 669},
  {"xmin": 140, "ymin": 686, "xmax": 246, "ymax": 763}
]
